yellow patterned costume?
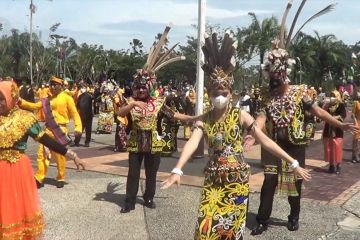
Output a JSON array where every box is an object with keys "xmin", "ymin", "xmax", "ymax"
[
  {"xmin": 19, "ymin": 91, "xmax": 82, "ymax": 183},
  {"xmin": 126, "ymin": 97, "xmax": 168, "ymax": 153},
  {"xmin": 195, "ymin": 107, "xmax": 250, "ymax": 240}
]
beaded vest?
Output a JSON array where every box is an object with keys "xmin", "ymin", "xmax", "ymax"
[
  {"xmin": 127, "ymin": 97, "xmax": 166, "ymax": 153},
  {"xmin": 203, "ymin": 107, "xmax": 250, "ymax": 185},
  {"xmin": 263, "ymin": 85, "xmax": 310, "ymax": 146}
]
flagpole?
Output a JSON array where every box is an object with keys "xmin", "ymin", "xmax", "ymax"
[
  {"xmin": 29, "ymin": 0, "xmax": 34, "ymax": 85},
  {"xmin": 193, "ymin": 0, "xmax": 206, "ymax": 158}
]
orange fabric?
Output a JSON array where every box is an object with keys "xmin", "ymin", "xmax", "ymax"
[
  {"xmin": 323, "ymin": 137, "xmax": 343, "ymax": 165},
  {"xmin": 0, "ymin": 155, "xmax": 44, "ymax": 239},
  {"xmin": 0, "ymin": 81, "xmax": 19, "ymax": 112}
]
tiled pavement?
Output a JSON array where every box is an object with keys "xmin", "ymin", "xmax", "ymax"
[
  {"xmin": 29, "ymin": 118, "xmax": 360, "ymax": 206},
  {"xmin": 302, "ymin": 130, "xmax": 360, "ymax": 205}
]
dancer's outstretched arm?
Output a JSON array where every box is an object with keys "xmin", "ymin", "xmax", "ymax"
[{"xmin": 310, "ymin": 105, "xmax": 358, "ymax": 134}]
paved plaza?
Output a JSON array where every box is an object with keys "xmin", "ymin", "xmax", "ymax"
[{"xmin": 27, "ymin": 116, "xmax": 360, "ymax": 240}]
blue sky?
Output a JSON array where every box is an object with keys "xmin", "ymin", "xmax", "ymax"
[{"xmin": 0, "ymin": 0, "xmax": 359, "ymax": 53}]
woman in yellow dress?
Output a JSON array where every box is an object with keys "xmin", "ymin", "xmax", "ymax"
[{"xmin": 161, "ymin": 32, "xmax": 311, "ymax": 240}]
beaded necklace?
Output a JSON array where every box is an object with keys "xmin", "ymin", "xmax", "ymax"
[{"xmin": 268, "ymin": 86, "xmax": 298, "ymax": 128}]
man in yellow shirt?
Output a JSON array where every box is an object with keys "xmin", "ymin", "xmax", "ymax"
[
  {"xmin": 35, "ymin": 84, "xmax": 52, "ymax": 121},
  {"xmin": 20, "ymin": 76, "xmax": 82, "ymax": 188}
]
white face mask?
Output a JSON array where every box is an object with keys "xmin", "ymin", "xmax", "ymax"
[
  {"xmin": 211, "ymin": 95, "xmax": 229, "ymax": 109},
  {"xmin": 330, "ymin": 97, "xmax": 337, "ymax": 104}
]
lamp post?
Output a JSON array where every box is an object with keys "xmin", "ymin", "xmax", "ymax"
[
  {"xmin": 193, "ymin": 0, "xmax": 206, "ymax": 158},
  {"xmin": 296, "ymin": 57, "xmax": 302, "ymax": 84},
  {"xmin": 29, "ymin": 0, "xmax": 34, "ymax": 85}
]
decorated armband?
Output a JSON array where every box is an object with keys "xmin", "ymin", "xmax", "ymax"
[
  {"xmin": 246, "ymin": 120, "xmax": 257, "ymax": 133},
  {"xmin": 193, "ymin": 122, "xmax": 204, "ymax": 131}
]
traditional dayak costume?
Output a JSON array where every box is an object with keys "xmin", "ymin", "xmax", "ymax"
[
  {"xmin": 120, "ymin": 25, "xmax": 185, "ymax": 212},
  {"xmin": 96, "ymin": 85, "xmax": 115, "ymax": 134},
  {"xmin": 249, "ymin": 87, "xmax": 262, "ymax": 118},
  {"xmin": 184, "ymin": 88, "xmax": 196, "ymax": 139},
  {"xmin": 113, "ymin": 87, "xmax": 128, "ymax": 152},
  {"xmin": 191, "ymin": 31, "xmax": 251, "ymax": 240},
  {"xmin": 0, "ymin": 81, "xmax": 76, "ymax": 239},
  {"xmin": 252, "ymin": 1, "xmax": 321, "ymax": 233},
  {"xmin": 19, "ymin": 76, "xmax": 82, "ymax": 188},
  {"xmin": 159, "ymin": 90, "xmax": 185, "ymax": 156}
]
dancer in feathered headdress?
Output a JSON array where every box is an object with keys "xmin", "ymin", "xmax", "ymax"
[
  {"xmin": 131, "ymin": 24, "xmax": 185, "ymax": 99},
  {"xmin": 117, "ymin": 25, "xmax": 196, "ymax": 214},
  {"xmin": 248, "ymin": 1, "xmax": 358, "ymax": 236},
  {"xmin": 161, "ymin": 31, "xmax": 310, "ymax": 240}
]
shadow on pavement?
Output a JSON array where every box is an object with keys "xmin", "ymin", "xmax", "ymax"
[
  {"xmin": 43, "ymin": 177, "xmax": 69, "ymax": 187},
  {"xmin": 93, "ymin": 182, "xmax": 128, "ymax": 208},
  {"xmin": 245, "ymin": 212, "xmax": 287, "ymax": 230}
]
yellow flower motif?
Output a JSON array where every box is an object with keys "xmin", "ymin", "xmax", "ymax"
[
  {"xmin": 206, "ymin": 187, "xmax": 225, "ymax": 204},
  {"xmin": 236, "ymin": 183, "xmax": 249, "ymax": 196}
]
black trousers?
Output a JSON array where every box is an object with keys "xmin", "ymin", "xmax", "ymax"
[
  {"xmin": 115, "ymin": 118, "xmax": 120, "ymax": 144},
  {"xmin": 125, "ymin": 152, "xmax": 161, "ymax": 205},
  {"xmin": 93, "ymin": 101, "xmax": 99, "ymax": 115},
  {"xmin": 75, "ymin": 115, "xmax": 93, "ymax": 144},
  {"xmin": 256, "ymin": 145, "xmax": 305, "ymax": 224}
]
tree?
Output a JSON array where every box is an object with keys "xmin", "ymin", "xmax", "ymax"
[
  {"xmin": 129, "ymin": 38, "xmax": 144, "ymax": 57},
  {"xmin": 237, "ymin": 13, "xmax": 279, "ymax": 86},
  {"xmin": 289, "ymin": 31, "xmax": 351, "ymax": 89}
]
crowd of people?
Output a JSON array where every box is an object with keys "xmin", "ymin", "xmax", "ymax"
[{"xmin": 1, "ymin": 24, "xmax": 360, "ymax": 240}]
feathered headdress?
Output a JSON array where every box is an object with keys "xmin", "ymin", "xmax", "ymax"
[
  {"xmin": 263, "ymin": 0, "xmax": 336, "ymax": 81},
  {"xmin": 201, "ymin": 31, "xmax": 238, "ymax": 89},
  {"xmin": 133, "ymin": 24, "xmax": 185, "ymax": 92}
]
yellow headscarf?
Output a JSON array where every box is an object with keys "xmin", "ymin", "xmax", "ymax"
[{"xmin": 331, "ymin": 90, "xmax": 342, "ymax": 103}]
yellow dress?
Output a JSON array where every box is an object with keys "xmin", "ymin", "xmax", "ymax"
[{"xmin": 194, "ymin": 107, "xmax": 250, "ymax": 240}]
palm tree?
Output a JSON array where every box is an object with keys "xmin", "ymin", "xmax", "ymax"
[
  {"xmin": 290, "ymin": 31, "xmax": 350, "ymax": 88},
  {"xmin": 237, "ymin": 13, "xmax": 279, "ymax": 86}
]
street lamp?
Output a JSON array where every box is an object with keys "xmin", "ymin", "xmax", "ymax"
[
  {"xmin": 296, "ymin": 57, "xmax": 303, "ymax": 84},
  {"xmin": 28, "ymin": 0, "xmax": 53, "ymax": 84},
  {"xmin": 29, "ymin": 0, "xmax": 35, "ymax": 85},
  {"xmin": 193, "ymin": 0, "xmax": 206, "ymax": 158}
]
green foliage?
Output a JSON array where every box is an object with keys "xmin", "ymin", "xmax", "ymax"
[
  {"xmin": 0, "ymin": 18, "xmax": 357, "ymax": 95},
  {"xmin": 236, "ymin": 13, "xmax": 279, "ymax": 86},
  {"xmin": 289, "ymin": 31, "xmax": 352, "ymax": 91}
]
